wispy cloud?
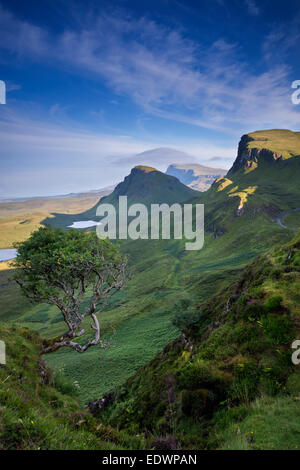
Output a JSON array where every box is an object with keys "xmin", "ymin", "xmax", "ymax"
[
  {"xmin": 0, "ymin": 5, "xmax": 299, "ymax": 135},
  {"xmin": 0, "ymin": 3, "xmax": 300, "ymax": 198},
  {"xmin": 244, "ymin": 0, "xmax": 260, "ymax": 16},
  {"xmin": 262, "ymin": 13, "xmax": 300, "ymax": 64},
  {"xmin": 0, "ymin": 103, "xmax": 236, "ymax": 197}
]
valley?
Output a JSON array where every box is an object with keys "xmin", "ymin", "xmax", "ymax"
[
  {"xmin": 0, "ymin": 188, "xmax": 112, "ymax": 250},
  {"xmin": 1, "ymin": 0, "xmax": 300, "ymax": 453},
  {"xmin": 1, "ymin": 129, "xmax": 300, "ymax": 449}
]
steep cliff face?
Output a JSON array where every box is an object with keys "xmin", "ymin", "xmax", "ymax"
[
  {"xmin": 228, "ymin": 134, "xmax": 283, "ymax": 175},
  {"xmin": 194, "ymin": 129, "xmax": 300, "ymax": 229},
  {"xmin": 228, "ymin": 129, "xmax": 300, "ymax": 176},
  {"xmin": 166, "ymin": 163, "xmax": 226, "ymax": 191}
]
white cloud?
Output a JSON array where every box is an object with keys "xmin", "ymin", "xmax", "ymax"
[
  {"xmin": 0, "ymin": 5, "xmax": 299, "ymax": 135},
  {"xmin": 0, "ymin": 4, "xmax": 300, "ymax": 198},
  {"xmin": 0, "ymin": 104, "xmax": 236, "ymax": 197}
]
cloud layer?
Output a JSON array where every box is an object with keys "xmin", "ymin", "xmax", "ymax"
[
  {"xmin": 0, "ymin": 2, "xmax": 299, "ymax": 197},
  {"xmin": 0, "ymin": 5, "xmax": 299, "ymax": 133}
]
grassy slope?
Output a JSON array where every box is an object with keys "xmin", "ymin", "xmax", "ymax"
[
  {"xmin": 0, "ymin": 130, "xmax": 299, "ymax": 409},
  {"xmin": 2, "ymin": 214, "xmax": 291, "ymax": 404},
  {"xmin": 0, "ymin": 325, "xmax": 145, "ymax": 450},
  {"xmin": 100, "ymin": 232, "xmax": 300, "ymax": 450},
  {"xmin": 2, "ymin": 130, "xmax": 300, "ymax": 403},
  {"xmin": 282, "ymin": 211, "xmax": 300, "ymax": 230},
  {"xmin": 1, "ymin": 232, "xmax": 300, "ymax": 450},
  {"xmin": 247, "ymin": 129, "xmax": 300, "ymax": 159},
  {"xmin": 43, "ymin": 166, "xmax": 199, "ymax": 228}
]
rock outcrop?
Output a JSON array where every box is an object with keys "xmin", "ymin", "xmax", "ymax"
[
  {"xmin": 228, "ymin": 134, "xmax": 283, "ymax": 175},
  {"xmin": 166, "ymin": 163, "xmax": 226, "ymax": 192}
]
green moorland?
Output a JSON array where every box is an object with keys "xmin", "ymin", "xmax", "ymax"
[
  {"xmin": 1, "ymin": 219, "xmax": 292, "ymax": 403},
  {"xmin": 1, "ymin": 130, "xmax": 300, "ymax": 449},
  {"xmin": 0, "ymin": 325, "xmax": 145, "ymax": 450},
  {"xmin": 2, "ymin": 130, "xmax": 300, "ymax": 405},
  {"xmin": 99, "ymin": 231, "xmax": 300, "ymax": 450},
  {"xmin": 282, "ymin": 210, "xmax": 300, "ymax": 231},
  {"xmin": 1, "ymin": 231, "xmax": 300, "ymax": 449}
]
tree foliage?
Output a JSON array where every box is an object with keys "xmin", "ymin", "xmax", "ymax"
[{"xmin": 13, "ymin": 226, "xmax": 128, "ymax": 354}]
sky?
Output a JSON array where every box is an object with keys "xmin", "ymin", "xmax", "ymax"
[{"xmin": 0, "ymin": 0, "xmax": 300, "ymax": 198}]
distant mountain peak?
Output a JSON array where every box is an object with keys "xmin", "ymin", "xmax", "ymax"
[{"xmin": 166, "ymin": 163, "xmax": 226, "ymax": 192}]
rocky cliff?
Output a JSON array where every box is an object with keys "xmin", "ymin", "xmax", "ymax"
[
  {"xmin": 166, "ymin": 163, "xmax": 226, "ymax": 191},
  {"xmin": 228, "ymin": 129, "xmax": 300, "ymax": 175}
]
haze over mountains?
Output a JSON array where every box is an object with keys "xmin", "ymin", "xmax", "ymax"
[
  {"xmin": 0, "ymin": 186, "xmax": 115, "ymax": 203},
  {"xmin": 0, "ymin": 147, "xmax": 227, "ymax": 202},
  {"xmin": 166, "ymin": 163, "xmax": 226, "ymax": 191}
]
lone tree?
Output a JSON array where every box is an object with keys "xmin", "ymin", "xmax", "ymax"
[{"xmin": 13, "ymin": 226, "xmax": 128, "ymax": 354}]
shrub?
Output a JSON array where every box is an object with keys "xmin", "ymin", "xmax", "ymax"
[
  {"xmin": 264, "ymin": 295, "xmax": 283, "ymax": 313},
  {"xmin": 261, "ymin": 314, "xmax": 292, "ymax": 345},
  {"xmin": 53, "ymin": 370, "xmax": 79, "ymax": 398},
  {"xmin": 230, "ymin": 361, "xmax": 260, "ymax": 403}
]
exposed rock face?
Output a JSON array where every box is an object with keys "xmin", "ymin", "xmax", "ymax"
[
  {"xmin": 88, "ymin": 390, "xmax": 115, "ymax": 416},
  {"xmin": 229, "ymin": 134, "xmax": 283, "ymax": 175},
  {"xmin": 166, "ymin": 163, "xmax": 226, "ymax": 192}
]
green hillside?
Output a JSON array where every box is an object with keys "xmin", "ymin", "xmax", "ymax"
[
  {"xmin": 229, "ymin": 129, "xmax": 300, "ymax": 175},
  {"xmin": 0, "ymin": 325, "xmax": 144, "ymax": 450},
  {"xmin": 1, "ymin": 129, "xmax": 300, "ymax": 451},
  {"xmin": 99, "ymin": 165, "xmax": 198, "ymax": 207},
  {"xmin": 43, "ymin": 166, "xmax": 199, "ymax": 228},
  {"xmin": 98, "ymin": 231, "xmax": 300, "ymax": 450},
  {"xmin": 247, "ymin": 129, "xmax": 300, "ymax": 159},
  {"xmin": 2, "ymin": 130, "xmax": 299, "ymax": 406},
  {"xmin": 201, "ymin": 130, "xmax": 300, "ymax": 236}
]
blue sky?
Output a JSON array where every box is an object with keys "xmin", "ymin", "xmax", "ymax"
[{"xmin": 0, "ymin": 0, "xmax": 300, "ymax": 198}]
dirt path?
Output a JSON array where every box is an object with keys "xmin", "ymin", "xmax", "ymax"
[{"xmin": 277, "ymin": 208, "xmax": 300, "ymax": 231}]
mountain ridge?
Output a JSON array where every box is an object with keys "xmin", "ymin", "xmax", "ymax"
[
  {"xmin": 43, "ymin": 165, "xmax": 199, "ymax": 228},
  {"xmin": 98, "ymin": 165, "xmax": 199, "ymax": 208},
  {"xmin": 166, "ymin": 163, "xmax": 226, "ymax": 191},
  {"xmin": 228, "ymin": 129, "xmax": 300, "ymax": 175}
]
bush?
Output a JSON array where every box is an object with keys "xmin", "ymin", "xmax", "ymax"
[
  {"xmin": 53, "ymin": 370, "xmax": 79, "ymax": 398},
  {"xmin": 261, "ymin": 314, "xmax": 292, "ymax": 345},
  {"xmin": 230, "ymin": 361, "xmax": 260, "ymax": 402},
  {"xmin": 286, "ymin": 372, "xmax": 300, "ymax": 396},
  {"xmin": 264, "ymin": 295, "xmax": 283, "ymax": 313}
]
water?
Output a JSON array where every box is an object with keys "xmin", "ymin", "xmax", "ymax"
[
  {"xmin": 0, "ymin": 221, "xmax": 102, "ymax": 261},
  {"xmin": 0, "ymin": 248, "xmax": 17, "ymax": 262},
  {"xmin": 68, "ymin": 220, "xmax": 101, "ymax": 229}
]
